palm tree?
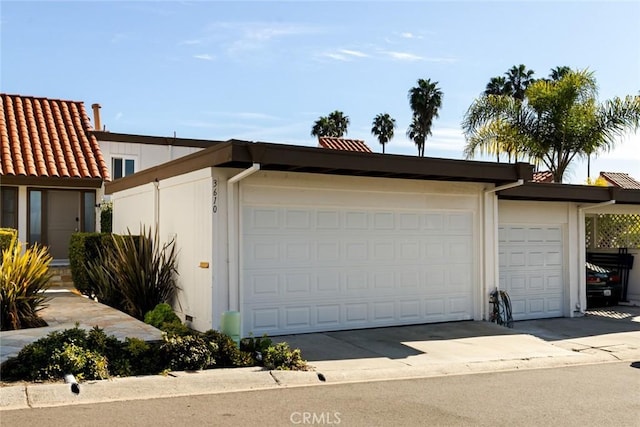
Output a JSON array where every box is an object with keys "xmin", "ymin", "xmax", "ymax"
[
  {"xmin": 462, "ymin": 117, "xmax": 524, "ymax": 163},
  {"xmin": 549, "ymin": 66, "xmax": 571, "ymax": 81},
  {"xmin": 371, "ymin": 113, "xmax": 396, "ymax": 153},
  {"xmin": 504, "ymin": 64, "xmax": 535, "ymax": 100},
  {"xmin": 327, "ymin": 110, "xmax": 350, "ymax": 137},
  {"xmin": 462, "ymin": 69, "xmax": 640, "ymax": 183},
  {"xmin": 484, "ymin": 76, "xmax": 511, "ymax": 96},
  {"xmin": 311, "ymin": 117, "xmax": 334, "ymax": 138},
  {"xmin": 311, "ymin": 110, "xmax": 350, "ymax": 138},
  {"xmin": 407, "ymin": 78, "xmax": 443, "ymax": 157}
]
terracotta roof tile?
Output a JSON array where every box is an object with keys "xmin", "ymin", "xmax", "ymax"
[
  {"xmin": 318, "ymin": 137, "xmax": 372, "ymax": 153},
  {"xmin": 532, "ymin": 171, "xmax": 554, "ymax": 183},
  {"xmin": 599, "ymin": 172, "xmax": 640, "ymax": 189},
  {"xmin": 0, "ymin": 94, "xmax": 109, "ymax": 180}
]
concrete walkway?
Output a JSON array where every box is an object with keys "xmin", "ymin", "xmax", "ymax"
[
  {"xmin": 0, "ymin": 291, "xmax": 162, "ymax": 364},
  {"xmin": 1, "ymin": 296, "xmax": 639, "ymax": 410}
]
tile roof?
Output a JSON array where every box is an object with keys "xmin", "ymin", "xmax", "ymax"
[
  {"xmin": 318, "ymin": 137, "xmax": 372, "ymax": 153},
  {"xmin": 0, "ymin": 94, "xmax": 109, "ymax": 180},
  {"xmin": 599, "ymin": 172, "xmax": 640, "ymax": 190},
  {"xmin": 532, "ymin": 171, "xmax": 554, "ymax": 183}
]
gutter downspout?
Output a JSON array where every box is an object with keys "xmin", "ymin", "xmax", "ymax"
[
  {"xmin": 481, "ymin": 180, "xmax": 525, "ymax": 320},
  {"xmin": 483, "ymin": 179, "xmax": 525, "ymax": 292},
  {"xmin": 227, "ymin": 163, "xmax": 261, "ymax": 311},
  {"xmin": 576, "ymin": 200, "xmax": 616, "ymax": 314},
  {"xmin": 153, "ymin": 179, "xmax": 160, "ymax": 228},
  {"xmin": 483, "ymin": 179, "xmax": 525, "ymax": 195}
]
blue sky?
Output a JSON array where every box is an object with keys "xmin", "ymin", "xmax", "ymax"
[{"xmin": 2, "ymin": 1, "xmax": 639, "ymax": 184}]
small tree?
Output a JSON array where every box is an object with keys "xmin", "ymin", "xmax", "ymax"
[
  {"xmin": 371, "ymin": 113, "xmax": 396, "ymax": 153},
  {"xmin": 407, "ymin": 78, "xmax": 443, "ymax": 157},
  {"xmin": 311, "ymin": 110, "xmax": 350, "ymax": 138},
  {"xmin": 86, "ymin": 226, "xmax": 179, "ymax": 320}
]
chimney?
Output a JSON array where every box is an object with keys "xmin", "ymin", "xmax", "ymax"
[{"xmin": 91, "ymin": 103, "xmax": 102, "ymax": 131}]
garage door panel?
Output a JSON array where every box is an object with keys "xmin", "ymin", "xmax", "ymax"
[
  {"xmin": 285, "ymin": 210, "xmax": 311, "ymax": 228},
  {"xmin": 317, "ymin": 305, "xmax": 340, "ymax": 326},
  {"xmin": 244, "ymin": 204, "xmax": 475, "ymax": 335},
  {"xmin": 499, "ymin": 225, "xmax": 564, "ymax": 320}
]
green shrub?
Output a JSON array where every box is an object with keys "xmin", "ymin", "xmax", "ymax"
[
  {"xmin": 1, "ymin": 237, "xmax": 52, "ymax": 330},
  {"xmin": 263, "ymin": 342, "xmax": 309, "ymax": 371},
  {"xmin": 144, "ymin": 304, "xmax": 190, "ymax": 337},
  {"xmin": 0, "ymin": 228, "xmax": 17, "ymax": 261},
  {"xmin": 144, "ymin": 303, "xmax": 181, "ymax": 328},
  {"xmin": 240, "ymin": 334, "xmax": 273, "ymax": 362},
  {"xmin": 2, "ymin": 326, "xmax": 102, "ymax": 381},
  {"xmin": 160, "ymin": 334, "xmax": 216, "ymax": 371},
  {"xmin": 69, "ymin": 232, "xmax": 114, "ymax": 297},
  {"xmin": 202, "ymin": 330, "xmax": 254, "ymax": 368},
  {"xmin": 86, "ymin": 227, "xmax": 179, "ymax": 320},
  {"xmin": 100, "ymin": 203, "xmax": 112, "ymax": 233},
  {"xmin": 45, "ymin": 342, "xmax": 109, "ymax": 381},
  {"xmin": 121, "ymin": 337, "xmax": 160, "ymax": 376}
]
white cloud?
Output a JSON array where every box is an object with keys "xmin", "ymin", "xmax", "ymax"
[
  {"xmin": 381, "ymin": 50, "xmax": 456, "ymax": 63},
  {"xmin": 597, "ymin": 132, "xmax": 640, "ymax": 161},
  {"xmin": 382, "ymin": 51, "xmax": 425, "ymax": 62},
  {"xmin": 400, "ymin": 32, "xmax": 422, "ymax": 39},
  {"xmin": 393, "ymin": 127, "xmax": 466, "ymax": 152},
  {"xmin": 114, "ymin": 112, "xmax": 123, "ymax": 121},
  {"xmin": 179, "ymin": 39, "xmax": 202, "ymax": 45},
  {"xmin": 338, "ymin": 49, "xmax": 369, "ymax": 58},
  {"xmin": 320, "ymin": 52, "xmax": 349, "ymax": 61},
  {"xmin": 207, "ymin": 22, "xmax": 322, "ymax": 55},
  {"xmin": 193, "ymin": 53, "xmax": 215, "ymax": 61}
]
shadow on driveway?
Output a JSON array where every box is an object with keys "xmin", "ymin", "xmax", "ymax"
[
  {"xmin": 278, "ymin": 320, "xmax": 521, "ymax": 362},
  {"xmin": 276, "ymin": 306, "xmax": 640, "ymax": 364},
  {"xmin": 513, "ymin": 305, "xmax": 640, "ymax": 341}
]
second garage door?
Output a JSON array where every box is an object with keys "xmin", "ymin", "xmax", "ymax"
[
  {"xmin": 241, "ymin": 195, "xmax": 476, "ymax": 336},
  {"xmin": 498, "ymin": 225, "xmax": 564, "ymax": 320}
]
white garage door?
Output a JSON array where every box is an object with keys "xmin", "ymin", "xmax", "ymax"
[
  {"xmin": 242, "ymin": 203, "xmax": 475, "ymax": 335},
  {"xmin": 498, "ymin": 225, "xmax": 564, "ymax": 320}
]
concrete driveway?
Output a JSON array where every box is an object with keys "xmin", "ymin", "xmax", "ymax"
[{"xmin": 276, "ymin": 305, "xmax": 640, "ymax": 382}]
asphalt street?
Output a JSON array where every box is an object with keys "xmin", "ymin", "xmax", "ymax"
[{"xmin": 3, "ymin": 361, "xmax": 639, "ymax": 427}]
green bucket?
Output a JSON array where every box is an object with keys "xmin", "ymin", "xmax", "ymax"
[{"xmin": 220, "ymin": 311, "xmax": 241, "ymax": 345}]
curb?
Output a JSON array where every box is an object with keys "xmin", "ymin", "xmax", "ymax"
[{"xmin": 2, "ymin": 350, "xmax": 635, "ymax": 411}]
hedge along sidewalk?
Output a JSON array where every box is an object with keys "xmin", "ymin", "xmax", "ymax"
[{"xmin": 0, "ymin": 291, "xmax": 162, "ymax": 365}]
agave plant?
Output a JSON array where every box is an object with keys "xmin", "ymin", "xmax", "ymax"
[
  {"xmin": 0, "ymin": 237, "xmax": 52, "ymax": 330},
  {"xmin": 86, "ymin": 226, "xmax": 179, "ymax": 320}
]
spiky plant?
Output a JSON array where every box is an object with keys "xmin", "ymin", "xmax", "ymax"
[
  {"xmin": 0, "ymin": 237, "xmax": 52, "ymax": 330},
  {"xmin": 86, "ymin": 226, "xmax": 179, "ymax": 320}
]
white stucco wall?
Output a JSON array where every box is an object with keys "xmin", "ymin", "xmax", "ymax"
[
  {"xmin": 99, "ymin": 140, "xmax": 202, "ymax": 176},
  {"xmin": 156, "ymin": 168, "xmax": 215, "ymax": 331},
  {"xmin": 498, "ymin": 200, "xmax": 582, "ymax": 317},
  {"xmin": 111, "ymin": 183, "xmax": 156, "ymax": 233}
]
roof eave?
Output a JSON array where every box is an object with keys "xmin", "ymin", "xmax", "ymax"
[
  {"xmin": 497, "ymin": 182, "xmax": 640, "ymax": 205},
  {"xmin": 105, "ymin": 136, "xmax": 534, "ymax": 194}
]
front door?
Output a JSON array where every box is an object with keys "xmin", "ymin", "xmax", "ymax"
[{"xmin": 47, "ymin": 190, "xmax": 80, "ymax": 259}]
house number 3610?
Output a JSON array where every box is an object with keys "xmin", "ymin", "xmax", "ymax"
[{"xmin": 212, "ymin": 179, "xmax": 218, "ymax": 214}]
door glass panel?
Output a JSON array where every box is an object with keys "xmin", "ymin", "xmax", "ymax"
[
  {"xmin": 83, "ymin": 192, "xmax": 96, "ymax": 232},
  {"xmin": 1, "ymin": 187, "xmax": 18, "ymax": 228},
  {"xmin": 29, "ymin": 190, "xmax": 42, "ymax": 244}
]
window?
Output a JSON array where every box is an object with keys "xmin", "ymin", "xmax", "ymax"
[
  {"xmin": 1, "ymin": 186, "xmax": 18, "ymax": 229},
  {"xmin": 112, "ymin": 157, "xmax": 136, "ymax": 179}
]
